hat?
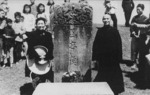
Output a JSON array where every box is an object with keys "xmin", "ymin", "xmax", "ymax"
[
  {"xmin": 27, "ymin": 45, "xmax": 50, "ymax": 75},
  {"xmin": 34, "ymin": 45, "xmax": 48, "ymax": 57},
  {"xmin": 27, "ymin": 58, "xmax": 51, "ymax": 75}
]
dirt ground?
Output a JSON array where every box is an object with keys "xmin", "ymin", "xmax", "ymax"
[{"xmin": 1, "ymin": 24, "xmax": 150, "ymax": 95}]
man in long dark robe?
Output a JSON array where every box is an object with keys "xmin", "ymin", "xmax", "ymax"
[{"xmin": 92, "ymin": 14, "xmax": 124, "ymax": 95}]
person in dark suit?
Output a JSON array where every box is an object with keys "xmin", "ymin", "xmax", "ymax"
[
  {"xmin": 92, "ymin": 14, "xmax": 124, "ymax": 95},
  {"xmin": 27, "ymin": 17, "xmax": 53, "ymax": 62},
  {"xmin": 122, "ymin": 0, "xmax": 134, "ymax": 27}
]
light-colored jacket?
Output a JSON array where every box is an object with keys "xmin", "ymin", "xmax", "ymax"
[{"xmin": 22, "ymin": 13, "xmax": 36, "ymax": 32}]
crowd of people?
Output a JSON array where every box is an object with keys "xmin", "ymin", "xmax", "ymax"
[{"xmin": 0, "ymin": 0, "xmax": 150, "ymax": 95}]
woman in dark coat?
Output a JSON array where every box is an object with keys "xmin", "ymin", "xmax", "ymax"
[
  {"xmin": 92, "ymin": 14, "xmax": 124, "ymax": 95},
  {"xmin": 25, "ymin": 17, "xmax": 54, "ymax": 84},
  {"xmin": 122, "ymin": 0, "xmax": 134, "ymax": 27}
]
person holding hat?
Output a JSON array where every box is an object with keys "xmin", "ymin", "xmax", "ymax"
[{"xmin": 26, "ymin": 17, "xmax": 54, "ymax": 88}]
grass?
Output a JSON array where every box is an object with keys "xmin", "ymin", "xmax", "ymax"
[{"xmin": 0, "ymin": 24, "xmax": 150, "ymax": 95}]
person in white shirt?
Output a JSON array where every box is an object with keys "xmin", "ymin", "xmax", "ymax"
[
  {"xmin": 22, "ymin": 4, "xmax": 35, "ymax": 38},
  {"xmin": 13, "ymin": 13, "xmax": 25, "ymax": 35},
  {"xmin": 12, "ymin": 12, "xmax": 27, "ymax": 64},
  {"xmin": 37, "ymin": 3, "xmax": 49, "ymax": 25},
  {"xmin": 104, "ymin": 0, "xmax": 118, "ymax": 29}
]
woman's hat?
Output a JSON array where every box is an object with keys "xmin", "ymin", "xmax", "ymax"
[
  {"xmin": 27, "ymin": 45, "xmax": 50, "ymax": 75},
  {"xmin": 34, "ymin": 45, "xmax": 48, "ymax": 57},
  {"xmin": 27, "ymin": 58, "xmax": 51, "ymax": 75}
]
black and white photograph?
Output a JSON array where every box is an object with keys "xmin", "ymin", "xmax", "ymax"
[{"xmin": 0, "ymin": 0, "xmax": 150, "ymax": 95}]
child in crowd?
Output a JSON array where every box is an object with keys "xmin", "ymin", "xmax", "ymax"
[
  {"xmin": 37, "ymin": 3, "xmax": 48, "ymax": 24},
  {"xmin": 19, "ymin": 15, "xmax": 28, "ymax": 57},
  {"xmin": 22, "ymin": 4, "xmax": 35, "ymax": 38},
  {"xmin": 12, "ymin": 12, "xmax": 27, "ymax": 64},
  {"xmin": 104, "ymin": 0, "xmax": 118, "ymax": 29},
  {"xmin": 2, "ymin": 18, "xmax": 15, "ymax": 67}
]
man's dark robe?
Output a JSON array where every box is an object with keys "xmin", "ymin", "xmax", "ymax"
[{"xmin": 92, "ymin": 25, "xmax": 124, "ymax": 94}]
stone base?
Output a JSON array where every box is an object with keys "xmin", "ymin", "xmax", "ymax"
[{"xmin": 33, "ymin": 82, "xmax": 114, "ymax": 95}]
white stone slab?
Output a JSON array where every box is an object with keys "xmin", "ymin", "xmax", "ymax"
[{"xmin": 33, "ymin": 82, "xmax": 114, "ymax": 95}]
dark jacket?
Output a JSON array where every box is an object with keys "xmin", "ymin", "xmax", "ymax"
[
  {"xmin": 122, "ymin": 0, "xmax": 134, "ymax": 12},
  {"xmin": 3, "ymin": 26, "xmax": 15, "ymax": 50},
  {"xmin": 3, "ymin": 26, "xmax": 15, "ymax": 37},
  {"xmin": 27, "ymin": 29, "xmax": 54, "ymax": 60},
  {"xmin": 92, "ymin": 25, "xmax": 124, "ymax": 94},
  {"xmin": 130, "ymin": 14, "xmax": 148, "ymax": 37}
]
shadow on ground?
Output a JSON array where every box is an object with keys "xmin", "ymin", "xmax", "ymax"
[
  {"xmin": 20, "ymin": 83, "xmax": 34, "ymax": 95},
  {"xmin": 120, "ymin": 59, "xmax": 150, "ymax": 89},
  {"xmin": 124, "ymin": 68, "xmax": 150, "ymax": 90}
]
